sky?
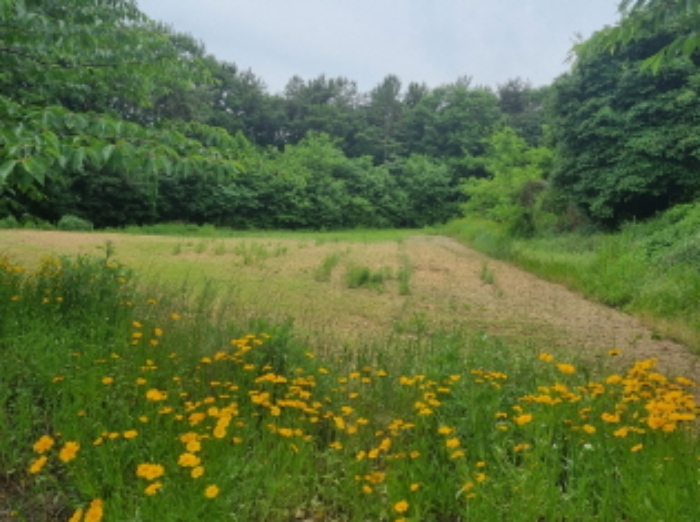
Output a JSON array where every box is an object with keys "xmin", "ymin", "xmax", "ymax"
[{"xmin": 137, "ymin": 1, "xmax": 621, "ymax": 95}]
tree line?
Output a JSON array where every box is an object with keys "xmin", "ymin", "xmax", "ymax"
[{"xmin": 2, "ymin": 0, "xmax": 700, "ymax": 232}]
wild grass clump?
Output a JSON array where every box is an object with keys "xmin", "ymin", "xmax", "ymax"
[
  {"xmin": 479, "ymin": 261, "xmax": 495, "ymax": 285},
  {"xmin": 345, "ymin": 265, "xmax": 392, "ymax": 291},
  {"xmin": 314, "ymin": 252, "xmax": 343, "ymax": 282},
  {"xmin": 397, "ymin": 256, "xmax": 412, "ymax": 296},
  {"xmin": 3, "ymin": 252, "xmax": 700, "ymax": 520},
  {"xmin": 233, "ymin": 242, "xmax": 287, "ymax": 266}
]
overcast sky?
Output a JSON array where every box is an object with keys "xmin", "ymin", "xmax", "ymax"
[{"xmin": 137, "ymin": 1, "xmax": 620, "ymax": 95}]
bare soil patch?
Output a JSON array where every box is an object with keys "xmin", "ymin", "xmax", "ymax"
[{"xmin": 2, "ymin": 230, "xmax": 698, "ymax": 380}]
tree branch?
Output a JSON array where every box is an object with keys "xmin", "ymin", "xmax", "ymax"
[{"xmin": 0, "ymin": 46, "xmax": 158, "ymax": 69}]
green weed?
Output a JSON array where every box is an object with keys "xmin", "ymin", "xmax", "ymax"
[
  {"xmin": 479, "ymin": 261, "xmax": 495, "ymax": 285},
  {"xmin": 194, "ymin": 240, "xmax": 208, "ymax": 254},
  {"xmin": 314, "ymin": 252, "xmax": 343, "ymax": 282},
  {"xmin": 397, "ymin": 255, "xmax": 412, "ymax": 295},
  {"xmin": 345, "ymin": 265, "xmax": 392, "ymax": 291}
]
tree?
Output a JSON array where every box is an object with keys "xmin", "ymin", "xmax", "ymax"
[
  {"xmin": 281, "ymin": 75, "xmax": 361, "ymax": 152},
  {"xmin": 396, "ymin": 81, "xmax": 502, "ymax": 172},
  {"xmin": 574, "ymin": 0, "xmax": 700, "ymax": 71},
  {"xmin": 463, "ymin": 126, "xmax": 552, "ymax": 233},
  {"xmin": 0, "ymin": 0, "xmax": 209, "ymax": 111},
  {"xmin": 355, "ymin": 75, "xmax": 404, "ymax": 163},
  {"xmin": 0, "ymin": 0, "xmax": 216, "ymax": 201},
  {"xmin": 497, "ymin": 78, "xmax": 550, "ymax": 146},
  {"xmin": 550, "ymin": 28, "xmax": 700, "ymax": 226}
]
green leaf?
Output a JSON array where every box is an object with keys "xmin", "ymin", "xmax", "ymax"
[
  {"xmin": 0, "ymin": 159, "xmax": 17, "ymax": 184},
  {"xmin": 21, "ymin": 156, "xmax": 48, "ymax": 185},
  {"xmin": 101, "ymin": 144, "xmax": 115, "ymax": 163}
]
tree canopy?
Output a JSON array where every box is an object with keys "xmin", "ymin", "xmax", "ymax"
[{"xmin": 6, "ymin": 0, "xmax": 699, "ymax": 233}]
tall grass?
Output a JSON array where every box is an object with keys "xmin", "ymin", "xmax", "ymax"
[
  {"xmin": 345, "ymin": 265, "xmax": 392, "ymax": 291},
  {"xmin": 397, "ymin": 255, "xmax": 413, "ymax": 296},
  {"xmin": 314, "ymin": 252, "xmax": 343, "ymax": 282}
]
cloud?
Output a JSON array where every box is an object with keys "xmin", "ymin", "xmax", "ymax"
[{"xmin": 139, "ymin": 0, "xmax": 619, "ymax": 94}]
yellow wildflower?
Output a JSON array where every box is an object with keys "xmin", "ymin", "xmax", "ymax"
[
  {"xmin": 84, "ymin": 499, "xmax": 103, "ymax": 522},
  {"xmin": 136, "ymin": 463, "xmax": 165, "ymax": 481},
  {"xmin": 33, "ymin": 435, "xmax": 54, "ymax": 454},
  {"xmin": 601, "ymin": 412, "xmax": 621, "ymax": 423},
  {"xmin": 144, "ymin": 482, "xmax": 162, "ymax": 496},
  {"xmin": 582, "ymin": 424, "xmax": 596, "ymax": 434},
  {"xmin": 59, "ymin": 441, "xmax": 80, "ymax": 463},
  {"xmin": 186, "ymin": 440, "xmax": 201, "ymax": 453},
  {"xmin": 29, "ymin": 456, "xmax": 48, "ymax": 474},
  {"xmin": 204, "ymin": 485, "xmax": 219, "ymax": 498},
  {"xmin": 556, "ymin": 363, "xmax": 576, "ymax": 375},
  {"xmin": 178, "ymin": 453, "xmax": 201, "ymax": 468},
  {"xmin": 394, "ymin": 500, "xmax": 409, "ymax": 514},
  {"xmin": 514, "ymin": 414, "xmax": 533, "ymax": 425},
  {"xmin": 145, "ymin": 389, "xmax": 167, "ymax": 401}
]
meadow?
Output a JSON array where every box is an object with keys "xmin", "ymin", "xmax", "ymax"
[{"xmin": 2, "ymin": 227, "xmax": 700, "ymax": 521}]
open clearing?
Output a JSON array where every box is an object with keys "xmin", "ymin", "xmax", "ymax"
[{"xmin": 2, "ymin": 229, "xmax": 698, "ymax": 380}]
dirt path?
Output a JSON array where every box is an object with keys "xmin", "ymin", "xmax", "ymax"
[
  {"xmin": 406, "ymin": 236, "xmax": 700, "ymax": 379},
  {"xmin": 2, "ymin": 230, "xmax": 698, "ymax": 381}
]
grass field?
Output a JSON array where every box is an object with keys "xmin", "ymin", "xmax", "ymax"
[{"xmin": 2, "ymin": 227, "xmax": 700, "ymax": 521}]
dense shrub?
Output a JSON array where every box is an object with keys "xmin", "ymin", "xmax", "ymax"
[{"xmin": 57, "ymin": 215, "xmax": 94, "ymax": 231}]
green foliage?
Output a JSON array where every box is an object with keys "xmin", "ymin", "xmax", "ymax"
[
  {"xmin": 398, "ymin": 81, "xmax": 503, "ymax": 177},
  {"xmin": 345, "ymin": 265, "xmax": 391, "ymax": 291},
  {"xmin": 0, "ymin": 0, "xmax": 508, "ymax": 231},
  {"xmin": 314, "ymin": 252, "xmax": 343, "ymax": 282},
  {"xmin": 0, "ymin": 215, "xmax": 19, "ymax": 229},
  {"xmin": 463, "ymin": 127, "xmax": 552, "ymax": 234},
  {"xmin": 0, "ymin": 0, "xmax": 210, "ymax": 111},
  {"xmin": 0, "ymin": 96, "xmax": 253, "ymax": 201},
  {"xmin": 574, "ymin": 0, "xmax": 700, "ymax": 72},
  {"xmin": 57, "ymin": 215, "xmax": 93, "ymax": 231},
  {"xmin": 232, "ymin": 241, "xmax": 287, "ymax": 266},
  {"xmin": 397, "ymin": 256, "xmax": 412, "ymax": 296},
  {"xmin": 550, "ymin": 28, "xmax": 700, "ymax": 226}
]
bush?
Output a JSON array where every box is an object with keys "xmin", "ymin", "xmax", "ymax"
[
  {"xmin": 0, "ymin": 215, "xmax": 20, "ymax": 229},
  {"xmin": 57, "ymin": 215, "xmax": 94, "ymax": 231}
]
